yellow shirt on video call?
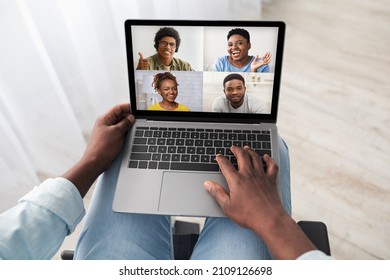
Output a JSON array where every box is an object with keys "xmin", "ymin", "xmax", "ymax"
[{"xmin": 147, "ymin": 103, "xmax": 190, "ymax": 111}]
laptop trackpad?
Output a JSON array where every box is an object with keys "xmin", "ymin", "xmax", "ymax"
[{"xmin": 159, "ymin": 171, "xmax": 228, "ymax": 217}]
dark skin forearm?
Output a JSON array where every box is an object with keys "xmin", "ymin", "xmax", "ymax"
[
  {"xmin": 62, "ymin": 156, "xmax": 103, "ymax": 198},
  {"xmin": 251, "ymin": 212, "xmax": 316, "ymax": 259}
]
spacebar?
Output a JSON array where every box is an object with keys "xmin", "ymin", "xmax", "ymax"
[{"xmin": 170, "ymin": 162, "xmax": 220, "ymax": 172}]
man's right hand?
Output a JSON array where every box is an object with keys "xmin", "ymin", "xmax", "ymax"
[
  {"xmin": 136, "ymin": 52, "xmax": 149, "ymax": 70},
  {"xmin": 203, "ymin": 146, "xmax": 285, "ymax": 232},
  {"xmin": 204, "ymin": 146, "xmax": 317, "ymax": 259}
]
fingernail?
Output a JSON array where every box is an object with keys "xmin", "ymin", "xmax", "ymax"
[{"xmin": 203, "ymin": 180, "xmax": 211, "ymax": 191}]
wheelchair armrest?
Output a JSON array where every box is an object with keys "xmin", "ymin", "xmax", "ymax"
[
  {"xmin": 60, "ymin": 250, "xmax": 75, "ymax": 260},
  {"xmin": 298, "ymin": 221, "xmax": 331, "ymax": 255}
]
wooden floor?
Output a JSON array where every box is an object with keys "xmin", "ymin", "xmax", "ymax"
[{"xmin": 262, "ymin": 0, "xmax": 390, "ymax": 259}]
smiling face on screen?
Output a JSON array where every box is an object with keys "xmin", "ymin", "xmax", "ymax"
[{"xmin": 223, "ymin": 78, "xmax": 246, "ymax": 109}]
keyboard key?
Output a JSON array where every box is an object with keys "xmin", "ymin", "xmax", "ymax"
[
  {"xmin": 228, "ymin": 134, "xmax": 237, "ymax": 140},
  {"xmin": 172, "ymin": 131, "xmax": 180, "ymax": 138},
  {"xmin": 214, "ymin": 140, "xmax": 223, "ymax": 147},
  {"xmin": 223, "ymin": 140, "xmax": 233, "ymax": 147},
  {"xmin": 132, "ymin": 145, "xmax": 148, "ymax": 152},
  {"xmin": 162, "ymin": 154, "xmax": 171, "ymax": 161},
  {"xmin": 186, "ymin": 147, "xmax": 196, "ymax": 154},
  {"xmin": 218, "ymin": 133, "xmax": 228, "ymax": 140},
  {"xmin": 200, "ymin": 133, "xmax": 209, "ymax": 139},
  {"xmin": 135, "ymin": 130, "xmax": 144, "ymax": 137},
  {"xmin": 170, "ymin": 162, "xmax": 219, "ymax": 172},
  {"xmin": 252, "ymin": 142, "xmax": 261, "ymax": 149},
  {"xmin": 216, "ymin": 147, "xmax": 224, "ymax": 155},
  {"xmin": 195, "ymin": 140, "xmax": 203, "ymax": 146},
  {"xmin": 181, "ymin": 154, "xmax": 190, "ymax": 162},
  {"xmin": 158, "ymin": 146, "xmax": 167, "ymax": 153},
  {"xmin": 204, "ymin": 140, "xmax": 213, "ymax": 147},
  {"xmin": 233, "ymin": 141, "xmax": 242, "ymax": 146},
  {"xmin": 262, "ymin": 142, "xmax": 272, "ymax": 149},
  {"xmin": 191, "ymin": 155, "xmax": 200, "ymax": 162},
  {"xmin": 148, "ymin": 161, "xmax": 158, "ymax": 169},
  {"xmin": 190, "ymin": 132, "xmax": 200, "ymax": 139},
  {"xmin": 210, "ymin": 133, "xmax": 218, "ymax": 139},
  {"xmin": 158, "ymin": 162, "xmax": 170, "ymax": 170},
  {"xmin": 201, "ymin": 155, "xmax": 210, "ymax": 162},
  {"xmin": 172, "ymin": 154, "xmax": 181, "ymax": 161},
  {"xmin": 131, "ymin": 153, "xmax": 151, "ymax": 160},
  {"xmin": 148, "ymin": 145, "xmax": 158, "ymax": 153},
  {"xmin": 138, "ymin": 161, "xmax": 148, "ymax": 169},
  {"xmin": 181, "ymin": 131, "xmax": 190, "ymax": 138},
  {"xmin": 152, "ymin": 154, "xmax": 161, "ymax": 161},
  {"xmin": 254, "ymin": 150, "xmax": 272, "ymax": 157},
  {"xmin": 162, "ymin": 131, "xmax": 171, "ymax": 138},
  {"xmin": 257, "ymin": 135, "xmax": 271, "ymax": 141},
  {"xmin": 133, "ymin": 138, "xmax": 147, "ymax": 144},
  {"xmin": 248, "ymin": 134, "xmax": 256, "ymax": 141}
]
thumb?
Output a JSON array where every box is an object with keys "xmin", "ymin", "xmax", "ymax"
[
  {"xmin": 115, "ymin": 114, "xmax": 135, "ymax": 133},
  {"xmin": 204, "ymin": 180, "xmax": 230, "ymax": 210},
  {"xmin": 138, "ymin": 52, "xmax": 144, "ymax": 59}
]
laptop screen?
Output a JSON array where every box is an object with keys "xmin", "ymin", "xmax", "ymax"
[{"xmin": 125, "ymin": 20, "xmax": 285, "ymax": 123}]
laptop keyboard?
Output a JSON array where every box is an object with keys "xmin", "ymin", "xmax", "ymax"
[{"xmin": 128, "ymin": 126, "xmax": 272, "ymax": 171}]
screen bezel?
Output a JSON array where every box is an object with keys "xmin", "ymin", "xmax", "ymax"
[{"xmin": 125, "ymin": 19, "xmax": 285, "ymax": 124}]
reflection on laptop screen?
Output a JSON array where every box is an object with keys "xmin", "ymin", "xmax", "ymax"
[{"xmin": 125, "ymin": 20, "xmax": 285, "ymax": 121}]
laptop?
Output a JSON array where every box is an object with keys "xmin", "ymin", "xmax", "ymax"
[{"xmin": 113, "ymin": 19, "xmax": 285, "ymax": 217}]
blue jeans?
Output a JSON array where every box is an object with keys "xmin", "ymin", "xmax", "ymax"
[{"xmin": 74, "ymin": 136, "xmax": 291, "ymax": 259}]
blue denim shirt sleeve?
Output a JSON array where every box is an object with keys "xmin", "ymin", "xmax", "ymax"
[{"xmin": 0, "ymin": 178, "xmax": 85, "ymax": 259}]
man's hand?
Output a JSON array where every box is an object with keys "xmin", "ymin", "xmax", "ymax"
[
  {"xmin": 204, "ymin": 146, "xmax": 317, "ymax": 259},
  {"xmin": 136, "ymin": 52, "xmax": 149, "ymax": 70},
  {"xmin": 250, "ymin": 52, "xmax": 272, "ymax": 72},
  {"xmin": 82, "ymin": 103, "xmax": 134, "ymax": 173},
  {"xmin": 63, "ymin": 103, "xmax": 135, "ymax": 197},
  {"xmin": 204, "ymin": 146, "xmax": 285, "ymax": 231}
]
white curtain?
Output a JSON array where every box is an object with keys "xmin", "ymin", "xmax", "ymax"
[{"xmin": 0, "ymin": 0, "xmax": 262, "ymax": 212}]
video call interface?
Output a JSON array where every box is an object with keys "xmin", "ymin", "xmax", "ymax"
[{"xmin": 129, "ymin": 24, "xmax": 281, "ymax": 115}]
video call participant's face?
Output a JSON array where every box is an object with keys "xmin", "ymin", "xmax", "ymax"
[
  {"xmin": 227, "ymin": 34, "xmax": 251, "ymax": 62},
  {"xmin": 157, "ymin": 36, "xmax": 177, "ymax": 61},
  {"xmin": 157, "ymin": 79, "xmax": 178, "ymax": 103},
  {"xmin": 223, "ymin": 79, "xmax": 246, "ymax": 109}
]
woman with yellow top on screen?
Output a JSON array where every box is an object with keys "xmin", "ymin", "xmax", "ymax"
[{"xmin": 147, "ymin": 72, "xmax": 190, "ymax": 111}]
